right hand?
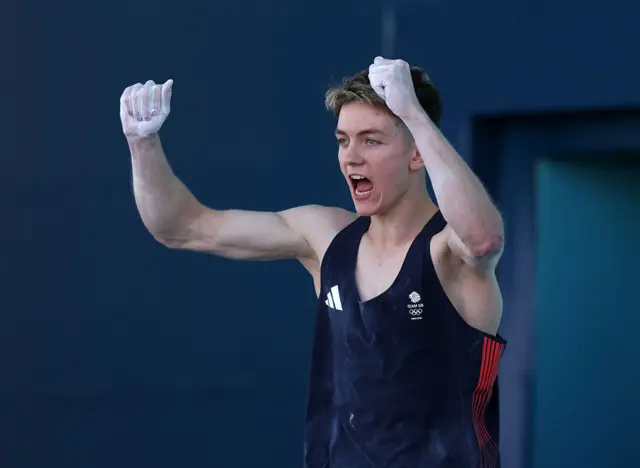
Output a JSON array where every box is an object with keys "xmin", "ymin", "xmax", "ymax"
[{"xmin": 120, "ymin": 79, "xmax": 173, "ymax": 139}]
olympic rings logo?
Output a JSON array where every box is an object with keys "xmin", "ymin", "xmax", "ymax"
[{"xmin": 409, "ymin": 309, "xmax": 422, "ymax": 316}]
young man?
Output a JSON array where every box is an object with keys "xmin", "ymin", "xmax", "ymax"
[{"xmin": 120, "ymin": 57, "xmax": 506, "ymax": 468}]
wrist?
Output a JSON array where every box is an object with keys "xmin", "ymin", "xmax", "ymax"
[
  {"xmin": 401, "ymin": 105, "xmax": 434, "ymax": 130},
  {"xmin": 127, "ymin": 133, "xmax": 161, "ymax": 151}
]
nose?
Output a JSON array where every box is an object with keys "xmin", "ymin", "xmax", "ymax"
[{"xmin": 342, "ymin": 145, "xmax": 365, "ymax": 167}]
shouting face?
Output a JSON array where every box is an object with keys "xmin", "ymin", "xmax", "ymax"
[{"xmin": 335, "ymin": 101, "xmax": 422, "ymax": 216}]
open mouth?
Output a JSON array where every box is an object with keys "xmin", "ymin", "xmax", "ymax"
[{"xmin": 349, "ymin": 174, "xmax": 374, "ymax": 197}]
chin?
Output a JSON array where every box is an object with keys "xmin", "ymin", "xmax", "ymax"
[
  {"xmin": 354, "ymin": 205, "xmax": 376, "ymax": 216},
  {"xmin": 352, "ymin": 197, "xmax": 383, "ymax": 216}
]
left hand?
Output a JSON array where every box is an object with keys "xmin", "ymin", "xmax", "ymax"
[{"xmin": 368, "ymin": 57, "xmax": 422, "ymax": 122}]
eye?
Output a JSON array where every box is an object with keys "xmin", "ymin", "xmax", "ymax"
[
  {"xmin": 337, "ymin": 138, "xmax": 349, "ymax": 147},
  {"xmin": 365, "ymin": 139, "xmax": 380, "ymax": 145}
]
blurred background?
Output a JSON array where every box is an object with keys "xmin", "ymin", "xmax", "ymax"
[{"xmin": 3, "ymin": 0, "xmax": 640, "ymax": 467}]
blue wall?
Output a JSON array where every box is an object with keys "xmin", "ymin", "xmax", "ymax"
[
  {"xmin": 5, "ymin": 0, "xmax": 640, "ymax": 466},
  {"xmin": 535, "ymin": 158, "xmax": 640, "ymax": 468}
]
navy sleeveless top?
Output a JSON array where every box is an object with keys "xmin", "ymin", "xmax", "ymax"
[{"xmin": 304, "ymin": 211, "xmax": 506, "ymax": 468}]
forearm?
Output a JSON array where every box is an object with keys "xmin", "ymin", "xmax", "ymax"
[
  {"xmin": 404, "ymin": 111, "xmax": 504, "ymax": 256},
  {"xmin": 129, "ymin": 134, "xmax": 203, "ymax": 241}
]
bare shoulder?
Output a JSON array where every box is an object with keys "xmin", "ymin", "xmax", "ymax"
[
  {"xmin": 280, "ymin": 204, "xmax": 357, "ymax": 261},
  {"xmin": 430, "ymin": 226, "xmax": 503, "ymax": 336},
  {"xmin": 279, "ymin": 205, "xmax": 356, "ymax": 293}
]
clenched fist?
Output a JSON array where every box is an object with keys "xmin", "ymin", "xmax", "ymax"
[
  {"xmin": 368, "ymin": 57, "xmax": 421, "ymax": 122},
  {"xmin": 120, "ymin": 80, "xmax": 173, "ymax": 138}
]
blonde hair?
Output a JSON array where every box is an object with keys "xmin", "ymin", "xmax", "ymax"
[{"xmin": 324, "ymin": 67, "xmax": 442, "ymax": 127}]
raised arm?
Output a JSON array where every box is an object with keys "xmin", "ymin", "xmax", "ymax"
[
  {"xmin": 367, "ymin": 58, "xmax": 504, "ymax": 335},
  {"xmin": 121, "ymin": 80, "xmax": 354, "ymax": 270},
  {"xmin": 367, "ymin": 59, "xmax": 504, "ymax": 270},
  {"xmin": 402, "ymin": 117, "xmax": 504, "ymax": 270}
]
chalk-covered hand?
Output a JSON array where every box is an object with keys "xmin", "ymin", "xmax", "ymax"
[
  {"xmin": 368, "ymin": 57, "xmax": 422, "ymax": 122},
  {"xmin": 120, "ymin": 79, "xmax": 173, "ymax": 138}
]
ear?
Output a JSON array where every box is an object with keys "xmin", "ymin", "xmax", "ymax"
[{"xmin": 408, "ymin": 144, "xmax": 424, "ymax": 172}]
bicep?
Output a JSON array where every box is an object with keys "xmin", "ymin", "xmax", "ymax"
[
  {"xmin": 450, "ymin": 269, "xmax": 503, "ymax": 336},
  {"xmin": 173, "ymin": 204, "xmax": 355, "ymax": 265},
  {"xmin": 176, "ymin": 206, "xmax": 315, "ymax": 261}
]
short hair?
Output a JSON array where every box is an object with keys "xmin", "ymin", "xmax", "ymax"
[{"xmin": 325, "ymin": 66, "xmax": 442, "ymax": 127}]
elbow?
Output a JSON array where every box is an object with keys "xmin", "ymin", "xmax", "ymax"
[
  {"xmin": 152, "ymin": 224, "xmax": 199, "ymax": 250},
  {"xmin": 473, "ymin": 215, "xmax": 505, "ymax": 257},
  {"xmin": 472, "ymin": 236, "xmax": 504, "ymax": 257},
  {"xmin": 144, "ymin": 205, "xmax": 206, "ymax": 250},
  {"xmin": 154, "ymin": 234, "xmax": 185, "ymax": 250},
  {"xmin": 465, "ymin": 218, "xmax": 505, "ymax": 260},
  {"xmin": 146, "ymin": 224, "xmax": 191, "ymax": 250},
  {"xmin": 468, "ymin": 232, "xmax": 504, "ymax": 262},
  {"xmin": 449, "ymin": 214, "xmax": 504, "ymax": 269},
  {"xmin": 147, "ymin": 228, "xmax": 179, "ymax": 249}
]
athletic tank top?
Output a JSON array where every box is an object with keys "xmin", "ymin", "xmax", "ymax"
[{"xmin": 304, "ymin": 212, "xmax": 506, "ymax": 468}]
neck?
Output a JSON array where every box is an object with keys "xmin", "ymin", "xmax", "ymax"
[{"xmin": 367, "ymin": 183, "xmax": 438, "ymax": 248}]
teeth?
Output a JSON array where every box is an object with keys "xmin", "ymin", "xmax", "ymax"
[
  {"xmin": 350, "ymin": 174, "xmax": 365, "ymax": 180},
  {"xmin": 355, "ymin": 188, "xmax": 373, "ymax": 196}
]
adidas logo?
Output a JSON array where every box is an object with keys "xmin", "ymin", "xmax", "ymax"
[{"xmin": 324, "ymin": 285, "xmax": 343, "ymax": 311}]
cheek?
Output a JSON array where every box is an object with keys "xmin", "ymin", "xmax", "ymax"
[
  {"xmin": 337, "ymin": 151, "xmax": 347, "ymax": 168},
  {"xmin": 375, "ymin": 153, "xmax": 405, "ymax": 176},
  {"xmin": 376, "ymin": 156, "xmax": 410, "ymax": 191}
]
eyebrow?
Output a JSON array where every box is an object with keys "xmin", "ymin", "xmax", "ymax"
[{"xmin": 335, "ymin": 128, "xmax": 386, "ymax": 137}]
